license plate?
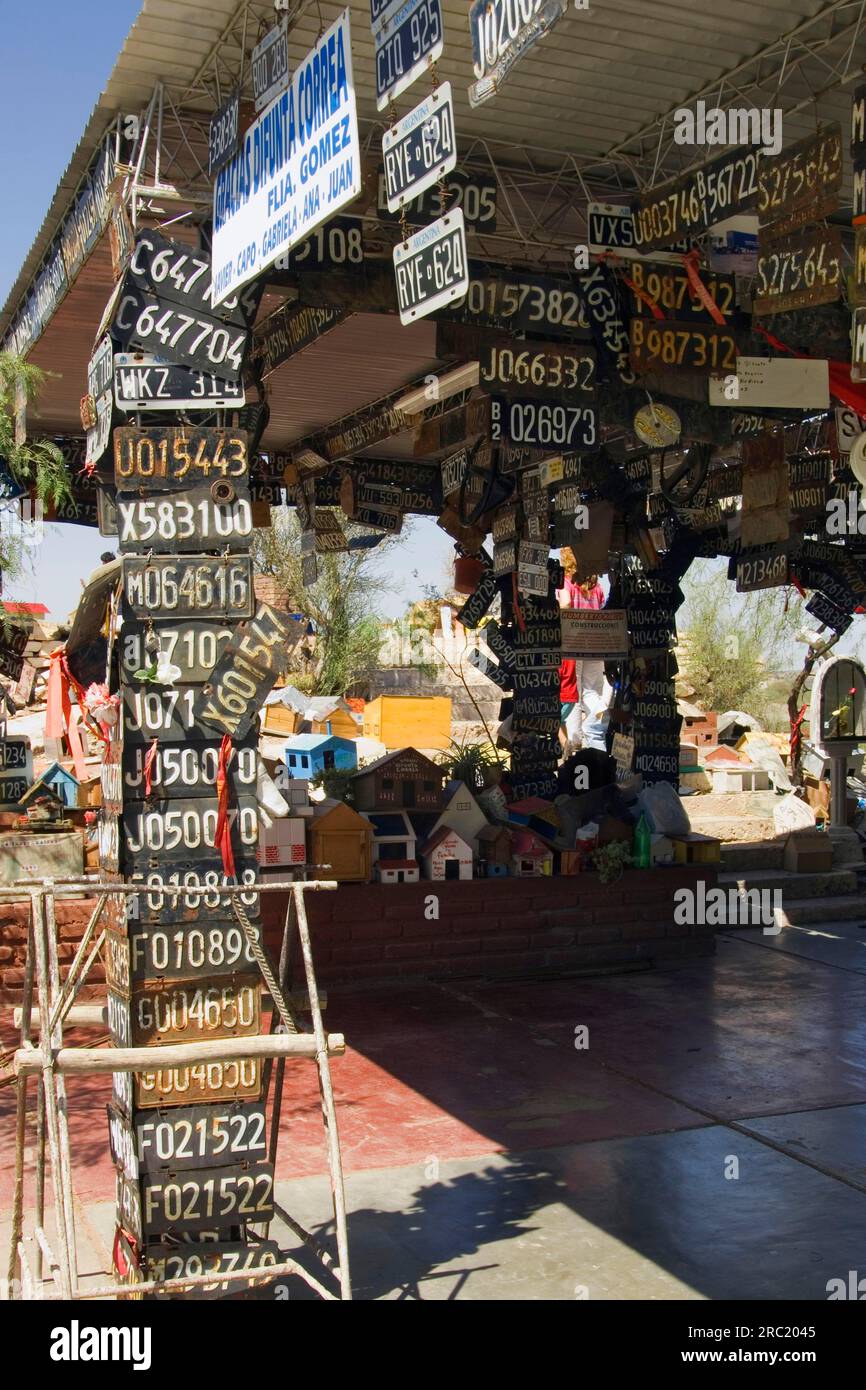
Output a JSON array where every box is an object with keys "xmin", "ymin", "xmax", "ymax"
[
  {"xmin": 0, "ymin": 772, "xmax": 29, "ymax": 805},
  {"xmin": 127, "ymin": 229, "xmax": 258, "ymax": 328},
  {"xmin": 251, "ymin": 20, "xmax": 289, "ymax": 112},
  {"xmin": 452, "ymin": 267, "xmax": 589, "ymax": 337},
  {"xmin": 121, "ymin": 734, "xmax": 258, "ymax": 795},
  {"xmin": 84, "ymin": 393, "xmax": 112, "ymax": 467},
  {"xmin": 121, "ymin": 621, "xmax": 234, "ymax": 685},
  {"xmin": 123, "ymin": 796, "xmax": 258, "ymax": 862},
  {"xmin": 106, "ymin": 919, "xmax": 260, "ymax": 987},
  {"xmin": 122, "ymin": 555, "xmax": 254, "ymax": 620},
  {"xmin": 0, "ymin": 737, "xmax": 31, "ymax": 772},
  {"xmin": 194, "ymin": 604, "xmax": 304, "ymax": 740},
  {"xmin": 134, "ymin": 1053, "xmax": 263, "ymax": 1110},
  {"xmin": 731, "ymin": 546, "xmax": 790, "ymax": 592},
  {"xmin": 109, "ymin": 1100, "xmax": 267, "ymax": 1177},
  {"xmin": 626, "ymin": 260, "xmax": 737, "ymax": 322},
  {"xmin": 116, "ymin": 484, "xmax": 253, "ymax": 553},
  {"xmin": 0, "ymin": 649, "xmax": 25, "ymax": 682},
  {"xmin": 125, "ymin": 1163, "xmax": 274, "ymax": 1238},
  {"xmin": 630, "ymin": 319, "xmax": 739, "ymax": 374},
  {"xmin": 478, "ymin": 340, "xmax": 596, "ymax": 396},
  {"xmin": 145, "ymin": 1240, "xmax": 281, "ymax": 1299},
  {"xmin": 208, "ymin": 90, "xmax": 240, "ymax": 177},
  {"xmin": 753, "ymin": 225, "xmax": 842, "ymax": 315},
  {"xmin": 382, "ymin": 82, "xmax": 456, "ymax": 212},
  {"xmin": 393, "ymin": 209, "xmax": 468, "ymax": 325},
  {"xmin": 87, "ymin": 334, "xmax": 113, "ymax": 399},
  {"xmin": 286, "ymin": 215, "xmax": 366, "ymax": 270},
  {"xmin": 114, "ymin": 426, "xmax": 248, "ymax": 491},
  {"xmin": 587, "ymin": 201, "xmax": 691, "ymax": 260},
  {"xmin": 377, "ymin": 166, "xmax": 497, "ymax": 230},
  {"xmin": 490, "ymin": 397, "xmax": 598, "ymax": 451},
  {"xmin": 757, "ymin": 125, "xmax": 842, "ymax": 234},
  {"xmin": 107, "ymin": 976, "xmax": 260, "ymax": 1048},
  {"xmin": 113, "ymin": 286, "xmax": 249, "ymax": 381},
  {"xmin": 805, "ymin": 592, "xmax": 852, "ymax": 634},
  {"xmin": 128, "ymin": 863, "xmax": 260, "ymax": 924},
  {"xmin": 114, "ymin": 353, "xmax": 245, "ymax": 411},
  {"xmin": 375, "ymin": 0, "xmax": 443, "ymax": 110},
  {"xmin": 633, "ymin": 146, "xmax": 759, "ymax": 253}
]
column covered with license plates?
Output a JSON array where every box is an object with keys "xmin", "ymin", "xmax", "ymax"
[{"xmin": 100, "ymin": 228, "xmax": 300, "ymax": 1297}]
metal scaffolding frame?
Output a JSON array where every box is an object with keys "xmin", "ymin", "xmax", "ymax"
[{"xmin": 4, "ymin": 877, "xmax": 352, "ymax": 1302}]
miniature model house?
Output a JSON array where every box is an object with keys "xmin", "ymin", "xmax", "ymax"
[
  {"xmin": 351, "ymin": 748, "xmax": 444, "ymax": 813},
  {"xmin": 510, "ymin": 829, "xmax": 553, "ymax": 878},
  {"xmin": 420, "ymin": 826, "xmax": 474, "ymax": 881},
  {"xmin": 477, "ymin": 823, "xmax": 512, "ymax": 874},
  {"xmin": 425, "ymin": 780, "xmax": 489, "ymax": 856},
  {"xmin": 257, "ymin": 817, "xmax": 307, "ymax": 870},
  {"xmin": 283, "ymin": 734, "xmax": 358, "ymax": 781},
  {"xmin": 308, "ymin": 798, "xmax": 373, "ymax": 882}
]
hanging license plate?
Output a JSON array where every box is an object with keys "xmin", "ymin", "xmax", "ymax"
[
  {"xmin": 145, "ymin": 1240, "xmax": 281, "ymax": 1299},
  {"xmin": 123, "ymin": 796, "xmax": 258, "ymax": 862},
  {"xmin": 478, "ymin": 339, "xmax": 596, "ymax": 395},
  {"xmin": 375, "ymin": 0, "xmax": 444, "ymax": 111},
  {"xmin": 121, "ymin": 735, "xmax": 258, "ymax": 797},
  {"xmin": 120, "ymin": 621, "xmax": 234, "ymax": 686},
  {"xmin": 114, "ymin": 426, "xmax": 248, "ymax": 491},
  {"xmin": 133, "ymin": 1055, "xmax": 263, "ymax": 1110},
  {"xmin": 107, "ymin": 976, "xmax": 260, "ymax": 1049},
  {"xmin": 393, "ymin": 209, "xmax": 468, "ymax": 325},
  {"xmin": 114, "ymin": 354, "xmax": 245, "ymax": 411},
  {"xmin": 113, "ymin": 286, "xmax": 249, "ymax": 382},
  {"xmin": 127, "ymin": 229, "xmax": 259, "ymax": 327},
  {"xmin": 109, "ymin": 1100, "xmax": 267, "ymax": 1177},
  {"xmin": 106, "ymin": 919, "xmax": 260, "ymax": 987},
  {"xmin": 116, "ymin": 484, "xmax": 253, "ymax": 554},
  {"xmin": 125, "ymin": 1162, "xmax": 274, "ymax": 1237},
  {"xmin": 122, "ymin": 555, "xmax": 254, "ymax": 620},
  {"xmin": 630, "ymin": 319, "xmax": 739, "ymax": 373},
  {"xmin": 128, "ymin": 863, "xmax": 260, "ymax": 924},
  {"xmin": 490, "ymin": 396, "xmax": 598, "ymax": 451},
  {"xmin": 194, "ymin": 604, "xmax": 305, "ymax": 741},
  {"xmin": 382, "ymin": 82, "xmax": 456, "ymax": 212}
]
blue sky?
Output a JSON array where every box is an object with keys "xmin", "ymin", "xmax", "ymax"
[{"xmin": 0, "ymin": 0, "xmax": 452, "ymax": 622}]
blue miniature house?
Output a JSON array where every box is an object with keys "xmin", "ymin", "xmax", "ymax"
[
  {"xmin": 19, "ymin": 762, "xmax": 79, "ymax": 809},
  {"xmin": 283, "ymin": 734, "xmax": 358, "ymax": 781}
]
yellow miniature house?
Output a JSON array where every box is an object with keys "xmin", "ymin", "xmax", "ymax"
[
  {"xmin": 308, "ymin": 798, "xmax": 373, "ymax": 882},
  {"xmin": 362, "ymin": 695, "xmax": 452, "ymax": 750}
]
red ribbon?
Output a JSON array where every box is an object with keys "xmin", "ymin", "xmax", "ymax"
[
  {"xmin": 790, "ymin": 703, "xmax": 808, "ymax": 766},
  {"xmin": 511, "ymin": 571, "xmax": 526, "ymax": 633},
  {"xmin": 681, "ymin": 251, "xmax": 726, "ymax": 326},
  {"xmin": 617, "ymin": 270, "xmax": 665, "ymax": 320},
  {"xmin": 143, "ymin": 738, "xmax": 159, "ymax": 799},
  {"xmin": 45, "ymin": 649, "xmax": 89, "ymax": 782},
  {"xmin": 214, "ymin": 734, "xmax": 236, "ymax": 876},
  {"xmin": 753, "ymin": 325, "xmax": 866, "ymax": 418}
]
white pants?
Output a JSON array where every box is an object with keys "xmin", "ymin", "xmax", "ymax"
[{"xmin": 571, "ymin": 659, "xmax": 607, "ymax": 743}]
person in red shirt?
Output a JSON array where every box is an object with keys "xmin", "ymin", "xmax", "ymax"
[{"xmin": 558, "ymin": 549, "xmax": 607, "ymax": 748}]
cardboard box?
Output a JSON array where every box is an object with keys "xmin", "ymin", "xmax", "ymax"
[
  {"xmin": 783, "ymin": 830, "xmax": 834, "ymax": 874},
  {"xmin": 0, "ymin": 831, "xmax": 84, "ymax": 885}
]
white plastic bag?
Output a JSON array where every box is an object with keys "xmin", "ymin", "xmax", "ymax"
[
  {"xmin": 636, "ymin": 781, "xmax": 691, "ymax": 837},
  {"xmin": 773, "ymin": 793, "xmax": 815, "ymax": 835}
]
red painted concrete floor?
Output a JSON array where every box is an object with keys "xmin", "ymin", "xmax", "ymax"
[{"xmin": 4, "ymin": 924, "xmax": 866, "ymax": 1215}]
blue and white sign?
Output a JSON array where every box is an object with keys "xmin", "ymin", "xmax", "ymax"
[
  {"xmin": 374, "ymin": 0, "xmax": 443, "ymax": 112},
  {"xmin": 211, "ymin": 9, "xmax": 361, "ymax": 307}
]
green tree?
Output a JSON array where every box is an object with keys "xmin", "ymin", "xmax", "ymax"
[
  {"xmin": 0, "ymin": 353, "xmax": 70, "ymax": 582},
  {"xmin": 252, "ymin": 509, "xmax": 411, "ymax": 696},
  {"xmin": 680, "ymin": 559, "xmax": 804, "ymax": 724}
]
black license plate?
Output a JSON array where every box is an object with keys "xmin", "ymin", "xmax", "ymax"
[
  {"xmin": 0, "ymin": 773, "xmax": 29, "ymax": 805},
  {"xmin": 123, "ymin": 796, "xmax": 258, "ymax": 863},
  {"xmin": 121, "ymin": 733, "xmax": 258, "ymax": 796},
  {"xmin": 453, "ymin": 267, "xmax": 588, "ymax": 337},
  {"xmin": 113, "ymin": 284, "xmax": 249, "ymax": 381},
  {"xmin": 120, "ymin": 620, "xmax": 234, "ymax": 685},
  {"xmin": 109, "ymin": 1100, "xmax": 267, "ymax": 1178},
  {"xmin": 194, "ymin": 604, "xmax": 304, "ymax": 740},
  {"xmin": 626, "ymin": 260, "xmax": 737, "ymax": 322},
  {"xmin": 393, "ymin": 210, "xmax": 468, "ymax": 325},
  {"xmin": 381, "ymin": 83, "xmax": 456, "ymax": 212},
  {"xmin": 116, "ymin": 483, "xmax": 253, "ymax": 553},
  {"xmin": 145, "ymin": 1240, "xmax": 281, "ymax": 1298},
  {"xmin": 0, "ymin": 737, "xmax": 30, "ymax": 771},
  {"xmin": 375, "ymin": 0, "xmax": 443, "ymax": 108},
  {"xmin": 378, "ymin": 164, "xmax": 495, "ymax": 229},
  {"xmin": 0, "ymin": 649, "xmax": 24, "ymax": 682},
  {"xmin": 128, "ymin": 863, "xmax": 260, "ymax": 924},
  {"xmin": 114, "ymin": 426, "xmax": 248, "ymax": 491},
  {"xmin": 107, "ymin": 975, "xmax": 260, "ymax": 1048},
  {"xmin": 208, "ymin": 90, "xmax": 240, "ymax": 177},
  {"xmin": 633, "ymin": 146, "xmax": 759, "ymax": 253},
  {"xmin": 757, "ymin": 125, "xmax": 842, "ymax": 233},
  {"xmin": 119, "ymin": 1162, "xmax": 274, "ymax": 1239},
  {"xmin": 730, "ymin": 546, "xmax": 790, "ymax": 592},
  {"xmin": 753, "ymin": 225, "xmax": 842, "ymax": 315},
  {"xmin": 122, "ymin": 555, "xmax": 254, "ymax": 620},
  {"xmin": 106, "ymin": 919, "xmax": 260, "ymax": 988},
  {"xmin": 490, "ymin": 396, "xmax": 598, "ymax": 451},
  {"xmin": 114, "ymin": 354, "xmax": 245, "ymax": 411},
  {"xmin": 287, "ymin": 215, "xmax": 366, "ymax": 270},
  {"xmin": 630, "ymin": 319, "xmax": 739, "ymax": 373},
  {"xmin": 478, "ymin": 340, "xmax": 596, "ymax": 396},
  {"xmin": 126, "ymin": 228, "xmax": 258, "ymax": 328}
]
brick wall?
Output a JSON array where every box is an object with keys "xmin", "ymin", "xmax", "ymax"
[
  {"xmin": 262, "ymin": 868, "xmax": 716, "ymax": 987},
  {"xmin": 0, "ymin": 870, "xmax": 715, "ymax": 1006},
  {"xmin": 0, "ymin": 898, "xmax": 104, "ymax": 1007}
]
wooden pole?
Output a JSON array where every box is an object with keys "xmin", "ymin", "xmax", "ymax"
[
  {"xmin": 6, "ymin": 898, "xmax": 36, "ymax": 1297},
  {"xmin": 43, "ymin": 884, "xmax": 78, "ymax": 1290},
  {"xmin": 47, "ymin": 894, "xmax": 106, "ymax": 1034},
  {"xmin": 14, "ymin": 989, "xmax": 325, "ymax": 1031},
  {"xmin": 15, "ymin": 1031, "xmax": 346, "ymax": 1076},
  {"xmin": 30, "ymin": 890, "xmax": 72, "ymax": 1299},
  {"xmin": 292, "ymin": 883, "xmax": 352, "ymax": 1300}
]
